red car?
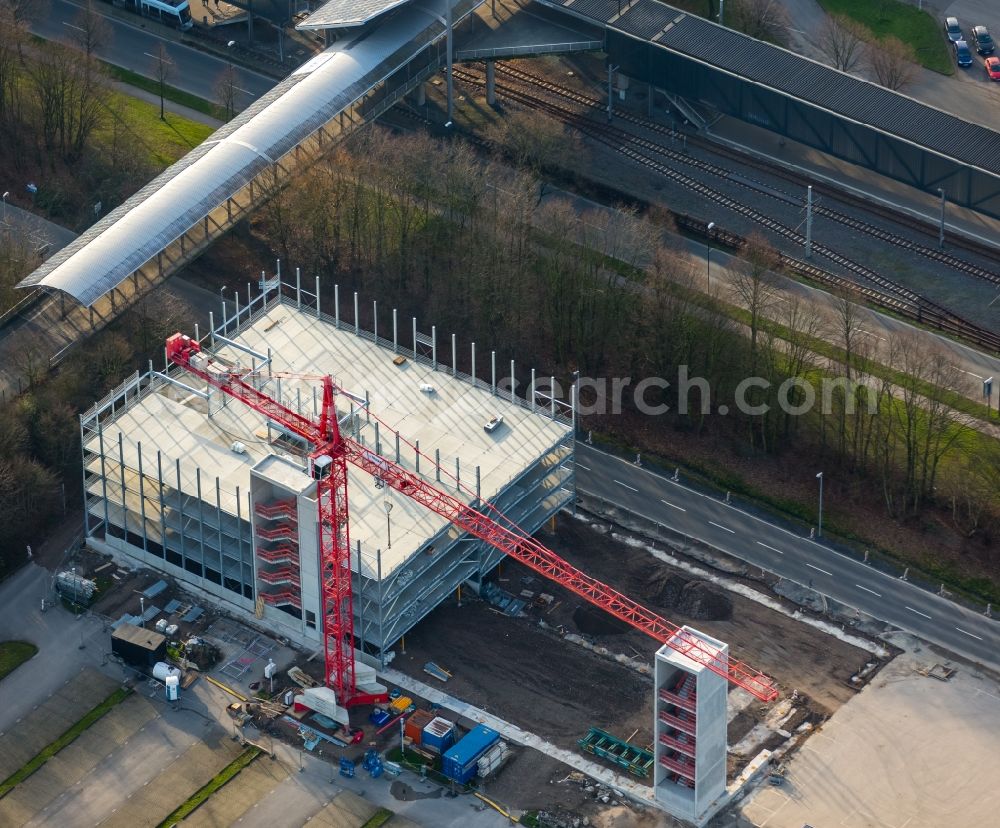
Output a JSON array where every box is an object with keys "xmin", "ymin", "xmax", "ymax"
[{"xmin": 987, "ymin": 56, "xmax": 1000, "ymax": 80}]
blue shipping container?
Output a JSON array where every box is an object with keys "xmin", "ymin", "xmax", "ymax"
[{"xmin": 442, "ymin": 725, "xmax": 500, "ymax": 784}]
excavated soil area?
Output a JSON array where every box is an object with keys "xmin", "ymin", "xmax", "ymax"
[{"xmin": 396, "ymin": 514, "xmax": 874, "ymax": 782}]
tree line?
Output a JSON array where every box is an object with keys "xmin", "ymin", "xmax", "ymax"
[
  {"xmin": 0, "ymin": 0, "xmax": 159, "ymax": 226},
  {"xmin": 256, "ymin": 125, "xmax": 999, "ymax": 573}
]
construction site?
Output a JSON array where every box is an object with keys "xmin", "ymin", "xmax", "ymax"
[
  {"xmin": 2, "ymin": 0, "xmax": 999, "ymax": 826},
  {"xmin": 62, "ymin": 272, "xmax": 888, "ymax": 826}
]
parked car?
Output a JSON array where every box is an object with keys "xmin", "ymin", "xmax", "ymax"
[
  {"xmin": 944, "ymin": 16, "xmax": 963, "ymax": 43},
  {"xmin": 954, "ymin": 39, "xmax": 974, "ymax": 67},
  {"xmin": 986, "ymin": 56, "xmax": 1000, "ymax": 80},
  {"xmin": 483, "ymin": 414, "xmax": 503, "ymax": 433},
  {"xmin": 971, "ymin": 25, "xmax": 995, "ymax": 55}
]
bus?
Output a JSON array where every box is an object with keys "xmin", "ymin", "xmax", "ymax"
[{"xmin": 110, "ymin": 0, "xmax": 194, "ymax": 31}]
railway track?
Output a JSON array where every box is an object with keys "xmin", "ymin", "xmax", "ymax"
[
  {"xmin": 492, "ymin": 62, "xmax": 1000, "ymax": 290},
  {"xmin": 449, "ymin": 67, "xmax": 1000, "ymax": 353}
]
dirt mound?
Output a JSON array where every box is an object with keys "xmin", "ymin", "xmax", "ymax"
[
  {"xmin": 643, "ymin": 568, "xmax": 732, "ymax": 621},
  {"xmin": 676, "ymin": 581, "xmax": 732, "ymax": 621},
  {"xmin": 573, "ymin": 604, "xmax": 632, "ymax": 636}
]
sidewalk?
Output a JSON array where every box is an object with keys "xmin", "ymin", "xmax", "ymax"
[{"xmin": 111, "ymin": 81, "xmax": 224, "ymax": 128}]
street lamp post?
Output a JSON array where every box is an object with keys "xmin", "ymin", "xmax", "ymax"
[
  {"xmin": 2, "ymin": 191, "xmax": 8, "ymax": 223},
  {"xmin": 706, "ymin": 222, "xmax": 716, "ymax": 293},
  {"xmin": 384, "ymin": 499, "xmax": 393, "ymax": 549},
  {"xmin": 816, "ymin": 472, "xmax": 824, "ymax": 538}
]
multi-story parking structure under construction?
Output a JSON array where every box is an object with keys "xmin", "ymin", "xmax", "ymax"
[{"xmin": 80, "ymin": 276, "xmax": 575, "ymax": 658}]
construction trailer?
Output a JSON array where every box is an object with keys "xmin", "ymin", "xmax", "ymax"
[
  {"xmin": 80, "ymin": 280, "xmax": 575, "ymax": 664},
  {"xmin": 111, "ymin": 622, "xmax": 168, "ymax": 668}
]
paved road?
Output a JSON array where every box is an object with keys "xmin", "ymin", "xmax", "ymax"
[
  {"xmin": 573, "ymin": 443, "xmax": 1000, "ymax": 671},
  {"xmin": 0, "ymin": 563, "xmax": 105, "ymax": 733},
  {"xmin": 30, "ymin": 0, "xmax": 276, "ymax": 103}
]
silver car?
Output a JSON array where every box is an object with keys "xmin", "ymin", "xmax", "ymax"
[{"xmin": 944, "ymin": 16, "xmax": 963, "ymax": 43}]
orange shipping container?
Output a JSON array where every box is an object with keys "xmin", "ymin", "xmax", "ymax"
[{"xmin": 405, "ymin": 710, "xmax": 435, "ymax": 744}]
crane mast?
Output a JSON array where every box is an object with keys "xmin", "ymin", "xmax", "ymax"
[{"xmin": 165, "ymin": 333, "xmax": 778, "ymax": 704}]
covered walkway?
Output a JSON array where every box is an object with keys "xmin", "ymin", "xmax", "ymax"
[{"xmin": 18, "ymin": 0, "xmax": 483, "ymax": 312}]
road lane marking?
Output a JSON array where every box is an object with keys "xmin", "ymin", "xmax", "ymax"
[
  {"xmin": 757, "ymin": 541, "xmax": 783, "ymax": 554},
  {"xmin": 574, "ymin": 462, "xmax": 591, "ymax": 471},
  {"xmin": 905, "ymin": 606, "xmax": 932, "ymax": 620},
  {"xmin": 708, "ymin": 521, "xmax": 735, "ymax": 534},
  {"xmin": 806, "ymin": 563, "xmax": 832, "ymax": 575},
  {"xmin": 956, "ymin": 627, "xmax": 983, "ymax": 641},
  {"xmin": 855, "ymin": 585, "xmax": 881, "ymax": 597},
  {"xmin": 660, "ymin": 499, "xmax": 686, "ymax": 512},
  {"xmin": 614, "ymin": 479, "xmax": 638, "ymax": 492}
]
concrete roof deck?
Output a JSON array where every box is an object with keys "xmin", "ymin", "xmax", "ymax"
[{"xmin": 89, "ymin": 302, "xmax": 572, "ymax": 580}]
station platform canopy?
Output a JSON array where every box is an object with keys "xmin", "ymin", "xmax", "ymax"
[{"xmin": 298, "ymin": 0, "xmax": 413, "ymax": 30}]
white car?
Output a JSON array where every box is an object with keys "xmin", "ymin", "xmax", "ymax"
[
  {"xmin": 484, "ymin": 415, "xmax": 504, "ymax": 433},
  {"xmin": 419, "ymin": 383, "xmax": 435, "ymax": 394}
]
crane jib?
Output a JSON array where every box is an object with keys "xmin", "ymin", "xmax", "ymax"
[{"xmin": 165, "ymin": 333, "xmax": 778, "ymax": 704}]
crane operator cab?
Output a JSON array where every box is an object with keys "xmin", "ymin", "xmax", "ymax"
[{"xmin": 312, "ymin": 455, "xmax": 333, "ymax": 480}]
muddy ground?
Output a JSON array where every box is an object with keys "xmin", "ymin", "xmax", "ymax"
[{"xmin": 397, "ymin": 511, "xmax": 873, "ymax": 793}]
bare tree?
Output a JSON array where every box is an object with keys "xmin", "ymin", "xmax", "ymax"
[
  {"xmin": 818, "ymin": 14, "xmax": 869, "ymax": 72},
  {"xmin": 214, "ymin": 63, "xmax": 238, "ymax": 122},
  {"xmin": 0, "ymin": 3, "xmax": 27, "ymax": 127},
  {"xmin": 0, "ymin": 230, "xmax": 34, "ymax": 314},
  {"xmin": 779, "ymin": 294, "xmax": 822, "ymax": 438},
  {"xmin": 11, "ymin": 331, "xmax": 49, "ymax": 388},
  {"xmin": 150, "ymin": 42, "xmax": 173, "ymax": 120},
  {"xmin": 868, "ymin": 36, "xmax": 917, "ymax": 91},
  {"xmin": 0, "ymin": 0, "xmax": 43, "ymax": 24},
  {"xmin": 70, "ymin": 0, "xmax": 111, "ymax": 62},
  {"xmin": 891, "ymin": 334, "xmax": 969, "ymax": 513},
  {"xmin": 29, "ymin": 43, "xmax": 108, "ymax": 161},
  {"xmin": 730, "ymin": 233, "xmax": 780, "ymax": 376},
  {"xmin": 483, "ymin": 109, "xmax": 584, "ymax": 192},
  {"xmin": 728, "ymin": 0, "xmax": 791, "ymax": 46}
]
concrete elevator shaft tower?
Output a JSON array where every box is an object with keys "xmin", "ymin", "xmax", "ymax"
[{"xmin": 654, "ymin": 627, "xmax": 729, "ymax": 826}]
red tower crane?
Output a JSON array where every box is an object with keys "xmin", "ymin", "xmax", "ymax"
[{"xmin": 165, "ymin": 333, "xmax": 779, "ymax": 705}]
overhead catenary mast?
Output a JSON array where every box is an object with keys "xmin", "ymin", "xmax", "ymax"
[{"xmin": 165, "ymin": 333, "xmax": 779, "ymax": 705}]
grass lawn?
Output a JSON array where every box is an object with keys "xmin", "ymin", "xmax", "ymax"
[
  {"xmin": 98, "ymin": 92, "xmax": 216, "ymax": 168},
  {"xmin": 361, "ymin": 809, "xmax": 394, "ymax": 828},
  {"xmin": 105, "ymin": 65, "xmax": 226, "ymax": 122},
  {"xmin": 0, "ymin": 686, "xmax": 131, "ymax": 799},
  {"xmin": 818, "ymin": 0, "xmax": 953, "ymax": 74},
  {"xmin": 0, "ymin": 641, "xmax": 38, "ymax": 682}
]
